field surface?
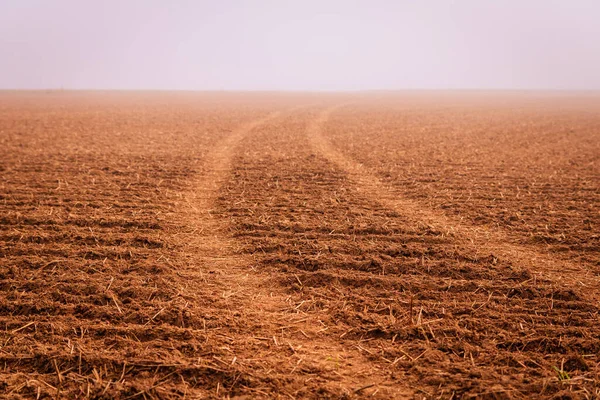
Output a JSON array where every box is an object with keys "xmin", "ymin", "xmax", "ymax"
[{"xmin": 0, "ymin": 91, "xmax": 598, "ymax": 399}]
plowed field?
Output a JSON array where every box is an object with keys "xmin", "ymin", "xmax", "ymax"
[{"xmin": 1, "ymin": 91, "xmax": 598, "ymax": 399}]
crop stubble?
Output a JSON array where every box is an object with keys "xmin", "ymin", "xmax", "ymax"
[{"xmin": 0, "ymin": 92, "xmax": 598, "ymax": 399}]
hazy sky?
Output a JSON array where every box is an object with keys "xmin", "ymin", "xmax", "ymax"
[{"xmin": 1, "ymin": 0, "xmax": 599, "ymax": 90}]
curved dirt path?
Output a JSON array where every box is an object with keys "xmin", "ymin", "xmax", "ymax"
[
  {"xmin": 210, "ymin": 105, "xmax": 599, "ymax": 398},
  {"xmin": 179, "ymin": 109, "xmax": 414, "ymax": 398},
  {"xmin": 307, "ymin": 106, "xmax": 600, "ymax": 302}
]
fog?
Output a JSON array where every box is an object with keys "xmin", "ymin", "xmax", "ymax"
[{"xmin": 1, "ymin": 0, "xmax": 599, "ymax": 90}]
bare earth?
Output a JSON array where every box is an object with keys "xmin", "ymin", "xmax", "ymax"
[{"xmin": 0, "ymin": 91, "xmax": 598, "ymax": 399}]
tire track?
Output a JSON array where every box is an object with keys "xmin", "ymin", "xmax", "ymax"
[
  {"xmin": 308, "ymin": 106, "xmax": 600, "ymax": 302},
  {"xmin": 178, "ymin": 110, "xmax": 413, "ymax": 398},
  {"xmin": 208, "ymin": 106, "xmax": 600, "ymax": 397},
  {"xmin": 198, "ymin": 106, "xmax": 598, "ymax": 397}
]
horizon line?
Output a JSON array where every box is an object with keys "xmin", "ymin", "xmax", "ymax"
[{"xmin": 2, "ymin": 88, "xmax": 600, "ymax": 93}]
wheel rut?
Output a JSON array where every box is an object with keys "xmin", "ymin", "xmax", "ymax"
[
  {"xmin": 308, "ymin": 106, "xmax": 600, "ymax": 303},
  {"xmin": 179, "ymin": 109, "xmax": 412, "ymax": 398},
  {"xmin": 294, "ymin": 105, "xmax": 600, "ymax": 397},
  {"xmin": 170, "ymin": 104, "xmax": 600, "ymax": 398}
]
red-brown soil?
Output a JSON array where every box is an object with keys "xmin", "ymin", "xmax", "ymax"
[{"xmin": 0, "ymin": 91, "xmax": 598, "ymax": 399}]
